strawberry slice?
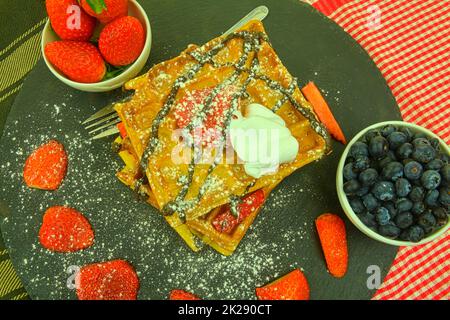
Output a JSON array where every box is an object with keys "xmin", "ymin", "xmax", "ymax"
[
  {"xmin": 117, "ymin": 122, "xmax": 127, "ymax": 138},
  {"xmin": 77, "ymin": 260, "xmax": 139, "ymax": 300},
  {"xmin": 301, "ymin": 82, "xmax": 346, "ymax": 144},
  {"xmin": 39, "ymin": 206, "xmax": 94, "ymax": 252},
  {"xmin": 173, "ymin": 87, "xmax": 236, "ymax": 145},
  {"xmin": 169, "ymin": 289, "xmax": 201, "ymax": 300},
  {"xmin": 256, "ymin": 269, "xmax": 310, "ymax": 300},
  {"xmin": 212, "ymin": 189, "xmax": 265, "ymax": 234},
  {"xmin": 315, "ymin": 213, "xmax": 348, "ymax": 278},
  {"xmin": 23, "ymin": 140, "xmax": 68, "ymax": 190}
]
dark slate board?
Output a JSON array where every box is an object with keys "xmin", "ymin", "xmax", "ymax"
[{"xmin": 0, "ymin": 0, "xmax": 401, "ymax": 299}]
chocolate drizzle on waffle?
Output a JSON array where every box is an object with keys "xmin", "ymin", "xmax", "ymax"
[
  {"xmin": 272, "ymin": 78, "xmax": 297, "ymax": 112},
  {"xmin": 134, "ymin": 29, "xmax": 330, "ymax": 221}
]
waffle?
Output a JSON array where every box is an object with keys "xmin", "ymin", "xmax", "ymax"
[{"xmin": 113, "ymin": 20, "xmax": 330, "ymax": 255}]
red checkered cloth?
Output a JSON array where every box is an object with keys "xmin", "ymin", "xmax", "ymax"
[{"xmin": 307, "ymin": 0, "xmax": 449, "ymax": 300}]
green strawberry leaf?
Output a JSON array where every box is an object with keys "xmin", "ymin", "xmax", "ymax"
[
  {"xmin": 103, "ymin": 64, "xmax": 130, "ymax": 81},
  {"xmin": 90, "ymin": 37, "xmax": 99, "ymax": 45},
  {"xmin": 86, "ymin": 0, "xmax": 107, "ymax": 14}
]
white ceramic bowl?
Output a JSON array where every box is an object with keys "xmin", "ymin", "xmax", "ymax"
[
  {"xmin": 337, "ymin": 121, "xmax": 449, "ymax": 246},
  {"xmin": 41, "ymin": 0, "xmax": 151, "ymax": 92}
]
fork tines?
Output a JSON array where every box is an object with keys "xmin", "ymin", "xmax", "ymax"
[{"xmin": 83, "ymin": 103, "xmax": 120, "ymax": 140}]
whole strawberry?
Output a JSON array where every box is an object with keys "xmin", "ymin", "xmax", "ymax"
[
  {"xmin": 80, "ymin": 0, "xmax": 128, "ymax": 24},
  {"xmin": 46, "ymin": 0, "xmax": 96, "ymax": 41},
  {"xmin": 45, "ymin": 41, "xmax": 106, "ymax": 83},
  {"xmin": 99, "ymin": 16, "xmax": 145, "ymax": 66}
]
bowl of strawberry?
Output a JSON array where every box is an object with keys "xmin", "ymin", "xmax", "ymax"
[
  {"xmin": 337, "ymin": 121, "xmax": 449, "ymax": 246},
  {"xmin": 41, "ymin": 0, "xmax": 151, "ymax": 92}
]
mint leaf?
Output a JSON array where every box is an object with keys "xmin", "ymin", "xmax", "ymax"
[
  {"xmin": 86, "ymin": 0, "xmax": 107, "ymax": 14},
  {"xmin": 103, "ymin": 64, "xmax": 130, "ymax": 81}
]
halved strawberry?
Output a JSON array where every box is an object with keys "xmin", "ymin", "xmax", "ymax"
[
  {"xmin": 169, "ymin": 289, "xmax": 201, "ymax": 300},
  {"xmin": 212, "ymin": 189, "xmax": 265, "ymax": 233},
  {"xmin": 39, "ymin": 206, "xmax": 94, "ymax": 252},
  {"xmin": 256, "ymin": 269, "xmax": 310, "ymax": 300},
  {"xmin": 173, "ymin": 86, "xmax": 237, "ymax": 145},
  {"xmin": 315, "ymin": 213, "xmax": 348, "ymax": 278},
  {"xmin": 77, "ymin": 260, "xmax": 139, "ymax": 300},
  {"xmin": 23, "ymin": 140, "xmax": 68, "ymax": 190}
]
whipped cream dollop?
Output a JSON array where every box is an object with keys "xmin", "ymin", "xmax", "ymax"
[{"xmin": 229, "ymin": 103, "xmax": 299, "ymax": 178}]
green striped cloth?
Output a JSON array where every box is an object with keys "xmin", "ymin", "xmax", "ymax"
[{"xmin": 0, "ymin": 0, "xmax": 47, "ymax": 300}]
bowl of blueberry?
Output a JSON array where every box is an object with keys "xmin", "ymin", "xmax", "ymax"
[{"xmin": 337, "ymin": 121, "xmax": 449, "ymax": 246}]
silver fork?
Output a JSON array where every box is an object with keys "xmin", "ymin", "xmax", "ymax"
[{"xmin": 83, "ymin": 5, "xmax": 269, "ymax": 140}]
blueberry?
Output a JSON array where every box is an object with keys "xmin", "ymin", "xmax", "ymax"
[
  {"xmin": 417, "ymin": 212, "xmax": 437, "ymax": 234},
  {"xmin": 350, "ymin": 141, "xmax": 369, "ymax": 158},
  {"xmin": 441, "ymin": 164, "xmax": 450, "ymax": 183},
  {"xmin": 394, "ymin": 212, "xmax": 414, "ymax": 229},
  {"xmin": 362, "ymin": 193, "xmax": 379, "ymax": 211},
  {"xmin": 375, "ymin": 207, "xmax": 391, "ymax": 225},
  {"xmin": 425, "ymin": 189, "xmax": 440, "ymax": 207},
  {"xmin": 409, "ymin": 186, "xmax": 425, "ymax": 202},
  {"xmin": 359, "ymin": 168, "xmax": 378, "ymax": 186},
  {"xmin": 349, "ymin": 197, "xmax": 365, "ymax": 214},
  {"xmin": 426, "ymin": 159, "xmax": 443, "ymax": 170},
  {"xmin": 381, "ymin": 125, "xmax": 396, "ymax": 137},
  {"xmin": 369, "ymin": 136, "xmax": 389, "ymax": 159},
  {"xmin": 402, "ymin": 158, "xmax": 415, "ymax": 165},
  {"xmin": 430, "ymin": 138, "xmax": 440, "ymax": 149},
  {"xmin": 399, "ymin": 127, "xmax": 413, "ymax": 141},
  {"xmin": 378, "ymin": 224, "xmax": 401, "ymax": 239},
  {"xmin": 343, "ymin": 179, "xmax": 360, "ymax": 196},
  {"xmin": 356, "ymin": 185, "xmax": 370, "ymax": 197},
  {"xmin": 381, "ymin": 161, "xmax": 403, "ymax": 181},
  {"xmin": 378, "ymin": 151, "xmax": 396, "ymax": 168},
  {"xmin": 396, "ymin": 143, "xmax": 413, "ymax": 159},
  {"xmin": 411, "ymin": 202, "xmax": 425, "ymax": 216},
  {"xmin": 412, "ymin": 137, "xmax": 430, "ymax": 146},
  {"xmin": 384, "ymin": 201, "xmax": 398, "ymax": 218},
  {"xmin": 400, "ymin": 225, "xmax": 425, "ymax": 242},
  {"xmin": 404, "ymin": 161, "xmax": 423, "ymax": 180},
  {"xmin": 343, "ymin": 163, "xmax": 358, "ymax": 181},
  {"xmin": 439, "ymin": 187, "xmax": 450, "ymax": 206},
  {"xmin": 345, "ymin": 156, "xmax": 355, "ymax": 165},
  {"xmin": 387, "ymin": 150, "xmax": 397, "ymax": 160},
  {"xmin": 357, "ymin": 212, "xmax": 376, "ymax": 228},
  {"xmin": 372, "ymin": 181, "xmax": 395, "ymax": 201},
  {"xmin": 388, "ymin": 132, "xmax": 408, "ymax": 150},
  {"xmin": 369, "ymin": 158, "xmax": 380, "ymax": 171},
  {"xmin": 365, "ymin": 129, "xmax": 381, "ymax": 143},
  {"xmin": 439, "ymin": 154, "xmax": 449, "ymax": 165},
  {"xmin": 412, "ymin": 144, "xmax": 436, "ymax": 164},
  {"xmin": 396, "ymin": 198, "xmax": 413, "ymax": 212},
  {"xmin": 395, "ymin": 178, "xmax": 411, "ymax": 197},
  {"xmin": 378, "ymin": 155, "xmax": 394, "ymax": 168},
  {"xmin": 432, "ymin": 207, "xmax": 448, "ymax": 226},
  {"xmin": 420, "ymin": 170, "xmax": 441, "ymax": 190},
  {"xmin": 353, "ymin": 156, "xmax": 370, "ymax": 171}
]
